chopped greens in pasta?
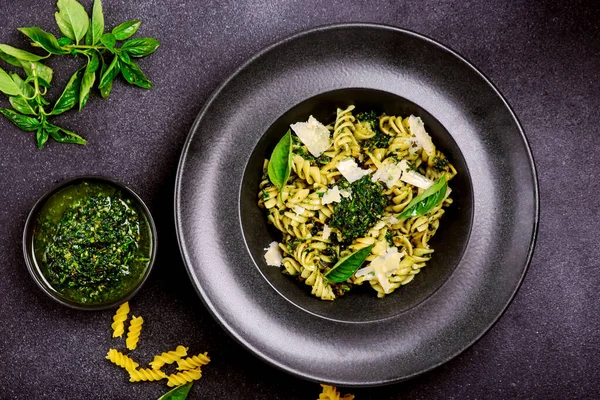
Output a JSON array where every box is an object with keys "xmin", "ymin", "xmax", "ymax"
[{"xmin": 259, "ymin": 106, "xmax": 456, "ymax": 300}]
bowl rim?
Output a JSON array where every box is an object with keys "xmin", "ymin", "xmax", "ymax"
[{"xmin": 22, "ymin": 175, "xmax": 158, "ymax": 311}]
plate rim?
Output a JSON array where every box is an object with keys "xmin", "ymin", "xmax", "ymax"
[{"xmin": 174, "ymin": 22, "xmax": 540, "ymax": 386}]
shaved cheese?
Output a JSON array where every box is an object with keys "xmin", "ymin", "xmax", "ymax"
[
  {"xmin": 264, "ymin": 241, "xmax": 283, "ymax": 266},
  {"xmin": 337, "ymin": 158, "xmax": 370, "ymax": 183},
  {"xmin": 321, "ymin": 186, "xmax": 342, "ymax": 205},
  {"xmin": 399, "ymin": 160, "xmax": 433, "ymax": 189},
  {"xmin": 371, "ymin": 158, "xmax": 403, "ymax": 188},
  {"xmin": 290, "ymin": 116, "xmax": 332, "ymax": 157},
  {"xmin": 339, "ymin": 187, "xmax": 352, "ymax": 198},
  {"xmin": 322, "ymin": 224, "xmax": 331, "ymax": 240},
  {"xmin": 408, "ymin": 115, "xmax": 435, "ymax": 156},
  {"xmin": 383, "ymin": 215, "xmax": 400, "ymax": 226},
  {"xmin": 293, "ymin": 205, "xmax": 305, "ymax": 215},
  {"xmin": 355, "ymin": 247, "xmax": 406, "ymax": 294}
]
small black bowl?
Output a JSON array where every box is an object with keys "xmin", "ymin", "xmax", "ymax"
[{"xmin": 23, "ymin": 176, "xmax": 158, "ymax": 311}]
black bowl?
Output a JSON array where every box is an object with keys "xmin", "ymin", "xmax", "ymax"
[
  {"xmin": 240, "ymin": 88, "xmax": 473, "ymax": 322},
  {"xmin": 23, "ymin": 176, "xmax": 158, "ymax": 311}
]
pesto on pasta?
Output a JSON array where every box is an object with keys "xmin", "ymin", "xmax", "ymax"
[{"xmin": 259, "ymin": 106, "xmax": 456, "ymax": 300}]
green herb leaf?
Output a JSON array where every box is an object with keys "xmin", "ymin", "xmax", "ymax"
[
  {"xmin": 45, "ymin": 122, "xmax": 86, "ymax": 145},
  {"xmin": 19, "ymin": 60, "xmax": 54, "ymax": 84},
  {"xmin": 100, "ymin": 32, "xmax": 116, "ymax": 52},
  {"xmin": 112, "ymin": 20, "xmax": 141, "ymax": 40},
  {"xmin": 18, "ymin": 27, "xmax": 68, "ymax": 55},
  {"xmin": 9, "ymin": 96, "xmax": 36, "ymax": 115},
  {"xmin": 36, "ymin": 126, "xmax": 49, "ymax": 149},
  {"xmin": 397, "ymin": 175, "xmax": 447, "ymax": 219},
  {"xmin": 91, "ymin": 0, "xmax": 104, "ymax": 45},
  {"xmin": 0, "ymin": 49, "xmax": 21, "ymax": 67},
  {"xmin": 51, "ymin": 67, "xmax": 83, "ymax": 115},
  {"xmin": 118, "ymin": 49, "xmax": 131, "ymax": 64},
  {"xmin": 157, "ymin": 382, "xmax": 194, "ymax": 400},
  {"xmin": 98, "ymin": 54, "xmax": 119, "ymax": 88},
  {"xmin": 58, "ymin": 37, "xmax": 74, "ymax": 46},
  {"xmin": 325, "ymin": 244, "xmax": 374, "ymax": 283},
  {"xmin": 55, "ymin": 0, "xmax": 90, "ymax": 43},
  {"xmin": 79, "ymin": 52, "xmax": 98, "ymax": 109},
  {"xmin": 0, "ymin": 67, "xmax": 20, "ymax": 96},
  {"xmin": 0, "ymin": 44, "xmax": 47, "ymax": 61},
  {"xmin": 122, "ymin": 38, "xmax": 159, "ymax": 57},
  {"xmin": 10, "ymin": 73, "xmax": 35, "ymax": 98},
  {"xmin": 267, "ymin": 129, "xmax": 292, "ymax": 191},
  {"xmin": 98, "ymin": 56, "xmax": 112, "ymax": 98},
  {"xmin": 120, "ymin": 59, "xmax": 152, "ymax": 89},
  {"xmin": 0, "ymin": 109, "xmax": 40, "ymax": 131}
]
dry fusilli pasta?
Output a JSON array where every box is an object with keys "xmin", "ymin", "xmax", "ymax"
[
  {"xmin": 111, "ymin": 302, "xmax": 129, "ymax": 337},
  {"xmin": 128, "ymin": 367, "xmax": 167, "ymax": 382},
  {"xmin": 105, "ymin": 348, "xmax": 139, "ymax": 371},
  {"xmin": 126, "ymin": 315, "xmax": 144, "ymax": 350},
  {"xmin": 149, "ymin": 345, "xmax": 189, "ymax": 369},
  {"xmin": 177, "ymin": 352, "xmax": 211, "ymax": 370},
  {"xmin": 167, "ymin": 368, "xmax": 202, "ymax": 387},
  {"xmin": 318, "ymin": 384, "xmax": 354, "ymax": 400}
]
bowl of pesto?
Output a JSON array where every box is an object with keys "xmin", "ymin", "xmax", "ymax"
[{"xmin": 23, "ymin": 176, "xmax": 157, "ymax": 310}]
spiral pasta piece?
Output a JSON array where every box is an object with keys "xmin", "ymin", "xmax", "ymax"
[
  {"xmin": 128, "ymin": 367, "xmax": 167, "ymax": 382},
  {"xmin": 111, "ymin": 302, "xmax": 129, "ymax": 338},
  {"xmin": 105, "ymin": 348, "xmax": 139, "ymax": 371},
  {"xmin": 125, "ymin": 315, "xmax": 144, "ymax": 350},
  {"xmin": 149, "ymin": 345, "xmax": 189, "ymax": 369},
  {"xmin": 177, "ymin": 352, "xmax": 211, "ymax": 370},
  {"xmin": 318, "ymin": 384, "xmax": 355, "ymax": 400},
  {"xmin": 167, "ymin": 368, "xmax": 202, "ymax": 387}
]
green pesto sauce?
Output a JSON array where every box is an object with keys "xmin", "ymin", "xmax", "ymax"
[{"xmin": 33, "ymin": 181, "xmax": 152, "ymax": 305}]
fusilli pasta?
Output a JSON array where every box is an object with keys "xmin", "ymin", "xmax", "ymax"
[
  {"xmin": 167, "ymin": 368, "xmax": 202, "ymax": 387},
  {"xmin": 105, "ymin": 348, "xmax": 139, "ymax": 370},
  {"xmin": 111, "ymin": 302, "xmax": 129, "ymax": 337},
  {"xmin": 149, "ymin": 345, "xmax": 189, "ymax": 369},
  {"xmin": 125, "ymin": 315, "xmax": 144, "ymax": 350},
  {"xmin": 128, "ymin": 367, "xmax": 167, "ymax": 382},
  {"xmin": 177, "ymin": 352, "xmax": 211, "ymax": 370},
  {"xmin": 318, "ymin": 384, "xmax": 354, "ymax": 400},
  {"xmin": 259, "ymin": 107, "xmax": 456, "ymax": 300}
]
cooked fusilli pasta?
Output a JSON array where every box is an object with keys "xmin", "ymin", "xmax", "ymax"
[
  {"xmin": 105, "ymin": 348, "xmax": 139, "ymax": 370},
  {"xmin": 111, "ymin": 302, "xmax": 129, "ymax": 337},
  {"xmin": 126, "ymin": 315, "xmax": 144, "ymax": 350},
  {"xmin": 167, "ymin": 368, "xmax": 202, "ymax": 387},
  {"xmin": 149, "ymin": 345, "xmax": 189, "ymax": 369},
  {"xmin": 177, "ymin": 352, "xmax": 211, "ymax": 370},
  {"xmin": 128, "ymin": 367, "xmax": 167, "ymax": 382},
  {"xmin": 259, "ymin": 107, "xmax": 456, "ymax": 300}
]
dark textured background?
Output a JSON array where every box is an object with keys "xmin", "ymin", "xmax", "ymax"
[{"xmin": 0, "ymin": 1, "xmax": 598, "ymax": 399}]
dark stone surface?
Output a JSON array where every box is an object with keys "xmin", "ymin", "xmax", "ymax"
[{"xmin": 0, "ymin": 0, "xmax": 597, "ymax": 399}]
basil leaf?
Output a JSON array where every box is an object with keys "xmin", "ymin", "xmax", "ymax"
[
  {"xmin": 112, "ymin": 20, "xmax": 141, "ymax": 41},
  {"xmin": 55, "ymin": 0, "xmax": 90, "ymax": 43},
  {"xmin": 122, "ymin": 38, "xmax": 160, "ymax": 57},
  {"xmin": 45, "ymin": 122, "xmax": 86, "ymax": 145},
  {"xmin": 0, "ymin": 109, "xmax": 40, "ymax": 131},
  {"xmin": 0, "ymin": 67, "xmax": 20, "ymax": 96},
  {"xmin": 325, "ymin": 244, "xmax": 375, "ymax": 283},
  {"xmin": 158, "ymin": 382, "xmax": 193, "ymax": 400},
  {"xmin": 51, "ymin": 67, "xmax": 83, "ymax": 115},
  {"xmin": 20, "ymin": 60, "xmax": 54, "ymax": 84},
  {"xmin": 100, "ymin": 32, "xmax": 116, "ymax": 52},
  {"xmin": 91, "ymin": 0, "xmax": 104, "ymax": 45},
  {"xmin": 0, "ymin": 44, "xmax": 47, "ymax": 61},
  {"xmin": 98, "ymin": 55, "xmax": 119, "ymax": 88},
  {"xmin": 79, "ymin": 54, "xmax": 98, "ymax": 110},
  {"xmin": 58, "ymin": 37, "xmax": 74, "ymax": 46},
  {"xmin": 118, "ymin": 49, "xmax": 131, "ymax": 64},
  {"xmin": 9, "ymin": 96, "xmax": 36, "ymax": 115},
  {"xmin": 98, "ymin": 57, "xmax": 112, "ymax": 98},
  {"xmin": 10, "ymin": 73, "xmax": 35, "ymax": 98},
  {"xmin": 267, "ymin": 130, "xmax": 292, "ymax": 190},
  {"xmin": 120, "ymin": 59, "xmax": 152, "ymax": 89},
  {"xmin": 18, "ymin": 27, "xmax": 68, "ymax": 55},
  {"xmin": 0, "ymin": 49, "xmax": 21, "ymax": 67},
  {"xmin": 397, "ymin": 175, "xmax": 448, "ymax": 219},
  {"xmin": 36, "ymin": 126, "xmax": 49, "ymax": 149}
]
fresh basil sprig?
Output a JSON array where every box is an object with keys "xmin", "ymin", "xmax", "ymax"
[
  {"xmin": 267, "ymin": 129, "xmax": 292, "ymax": 191},
  {"xmin": 397, "ymin": 175, "xmax": 448, "ymax": 219},
  {"xmin": 0, "ymin": 0, "xmax": 160, "ymax": 148},
  {"xmin": 325, "ymin": 244, "xmax": 374, "ymax": 283},
  {"xmin": 158, "ymin": 382, "xmax": 193, "ymax": 400}
]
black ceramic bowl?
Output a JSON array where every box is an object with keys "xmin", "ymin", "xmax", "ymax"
[
  {"xmin": 23, "ymin": 176, "xmax": 157, "ymax": 311},
  {"xmin": 241, "ymin": 88, "xmax": 473, "ymax": 322}
]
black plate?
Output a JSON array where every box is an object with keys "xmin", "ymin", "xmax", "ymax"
[{"xmin": 175, "ymin": 24, "xmax": 538, "ymax": 386}]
